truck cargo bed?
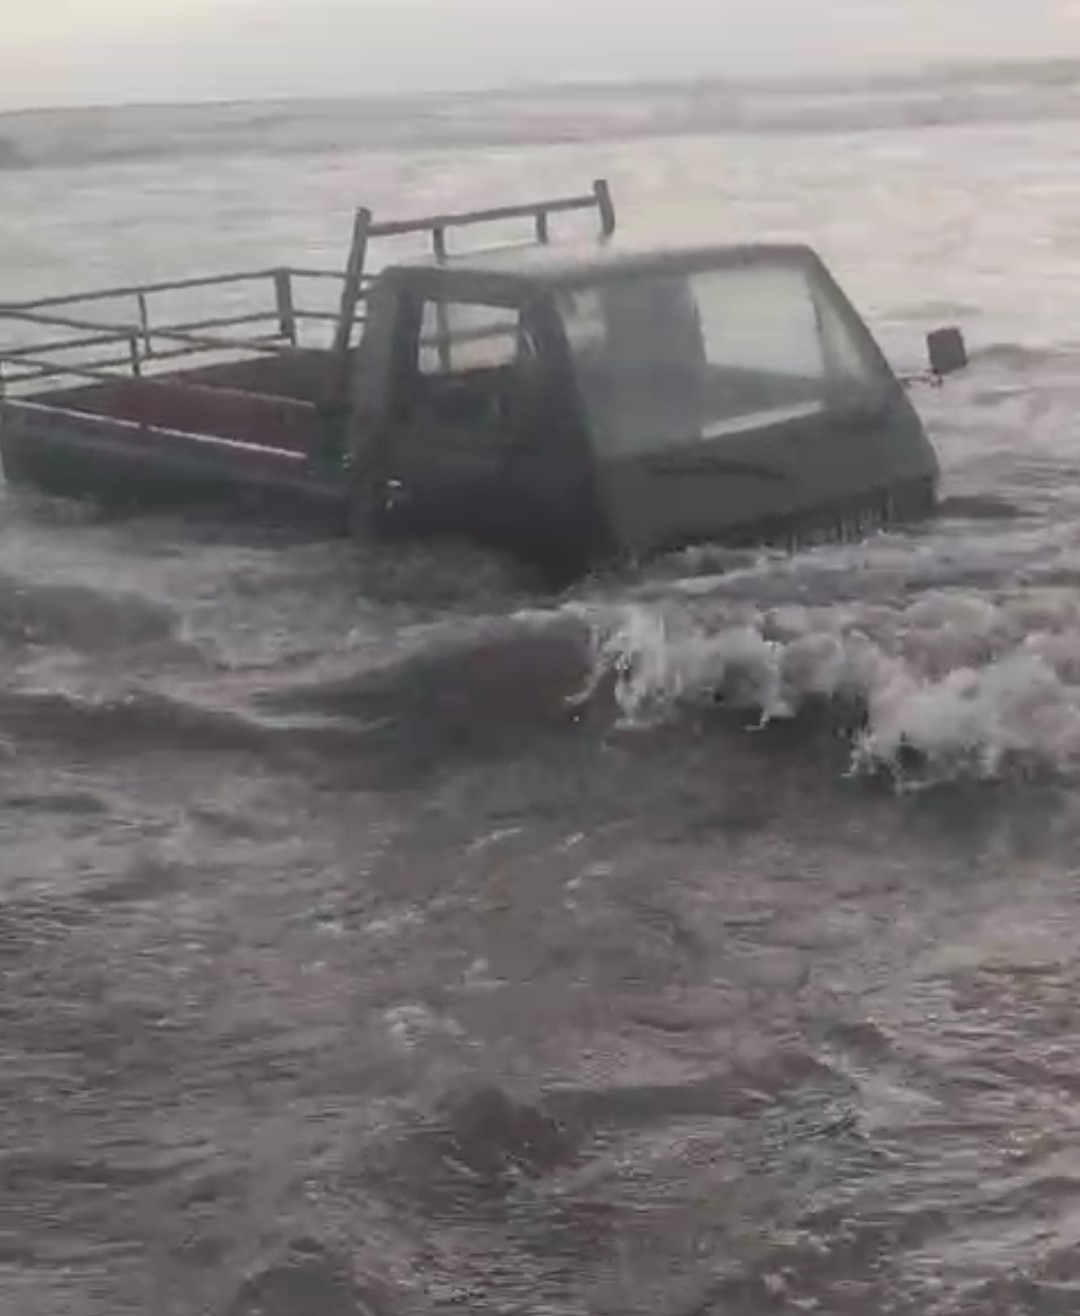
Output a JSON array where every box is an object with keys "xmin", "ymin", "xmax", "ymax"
[
  {"xmin": 0, "ymin": 182, "xmax": 616, "ymax": 531},
  {"xmin": 1, "ymin": 350, "xmax": 347, "ymax": 519}
]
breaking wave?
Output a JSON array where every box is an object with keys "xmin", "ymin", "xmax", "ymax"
[
  {"xmin": 6, "ymin": 539, "xmax": 1080, "ymax": 787},
  {"xmin": 579, "ymin": 584, "xmax": 1080, "ymax": 784}
]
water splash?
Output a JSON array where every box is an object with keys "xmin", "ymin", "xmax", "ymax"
[{"xmin": 580, "ymin": 587, "xmax": 1080, "ymax": 783}]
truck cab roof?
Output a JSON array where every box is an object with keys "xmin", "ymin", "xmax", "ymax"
[{"xmin": 380, "ymin": 239, "xmax": 823, "ymax": 303}]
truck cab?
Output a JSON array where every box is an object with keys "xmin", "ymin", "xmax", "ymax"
[{"xmin": 344, "ymin": 242, "xmax": 940, "ymax": 581}]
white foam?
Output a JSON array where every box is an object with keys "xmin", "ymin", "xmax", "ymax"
[{"xmin": 578, "ymin": 587, "xmax": 1080, "ymax": 781}]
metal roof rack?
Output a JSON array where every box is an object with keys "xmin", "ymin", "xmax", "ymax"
[{"xmin": 329, "ymin": 179, "xmax": 615, "ymax": 398}]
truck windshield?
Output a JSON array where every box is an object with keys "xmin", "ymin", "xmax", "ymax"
[{"xmin": 557, "ymin": 260, "xmax": 889, "ymax": 457}]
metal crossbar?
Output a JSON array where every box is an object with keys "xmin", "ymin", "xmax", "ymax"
[{"xmin": 366, "ymin": 182, "xmax": 616, "ymax": 243}]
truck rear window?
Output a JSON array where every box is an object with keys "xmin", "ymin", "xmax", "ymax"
[{"xmin": 418, "ymin": 300, "xmax": 521, "ymax": 374}]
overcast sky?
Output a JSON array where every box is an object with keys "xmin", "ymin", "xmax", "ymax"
[{"xmin": 4, "ymin": 0, "xmax": 1080, "ymax": 111}]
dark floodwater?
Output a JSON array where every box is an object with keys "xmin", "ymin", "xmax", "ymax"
[{"xmin": 7, "ymin": 110, "xmax": 1080, "ymax": 1314}]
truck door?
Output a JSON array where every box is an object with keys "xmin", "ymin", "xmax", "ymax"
[{"xmin": 378, "ymin": 292, "xmax": 542, "ymax": 546}]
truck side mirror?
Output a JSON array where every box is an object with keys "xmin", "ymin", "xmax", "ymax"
[{"xmin": 927, "ymin": 326, "xmax": 968, "ymax": 378}]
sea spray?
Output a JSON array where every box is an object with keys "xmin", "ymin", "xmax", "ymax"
[{"xmin": 579, "ymin": 588, "xmax": 1080, "ymax": 781}]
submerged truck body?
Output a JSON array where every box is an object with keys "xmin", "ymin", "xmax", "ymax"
[{"xmin": 0, "ymin": 182, "xmax": 949, "ymax": 584}]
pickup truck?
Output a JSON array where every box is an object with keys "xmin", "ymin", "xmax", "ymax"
[{"xmin": 0, "ymin": 180, "xmax": 957, "ymax": 585}]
